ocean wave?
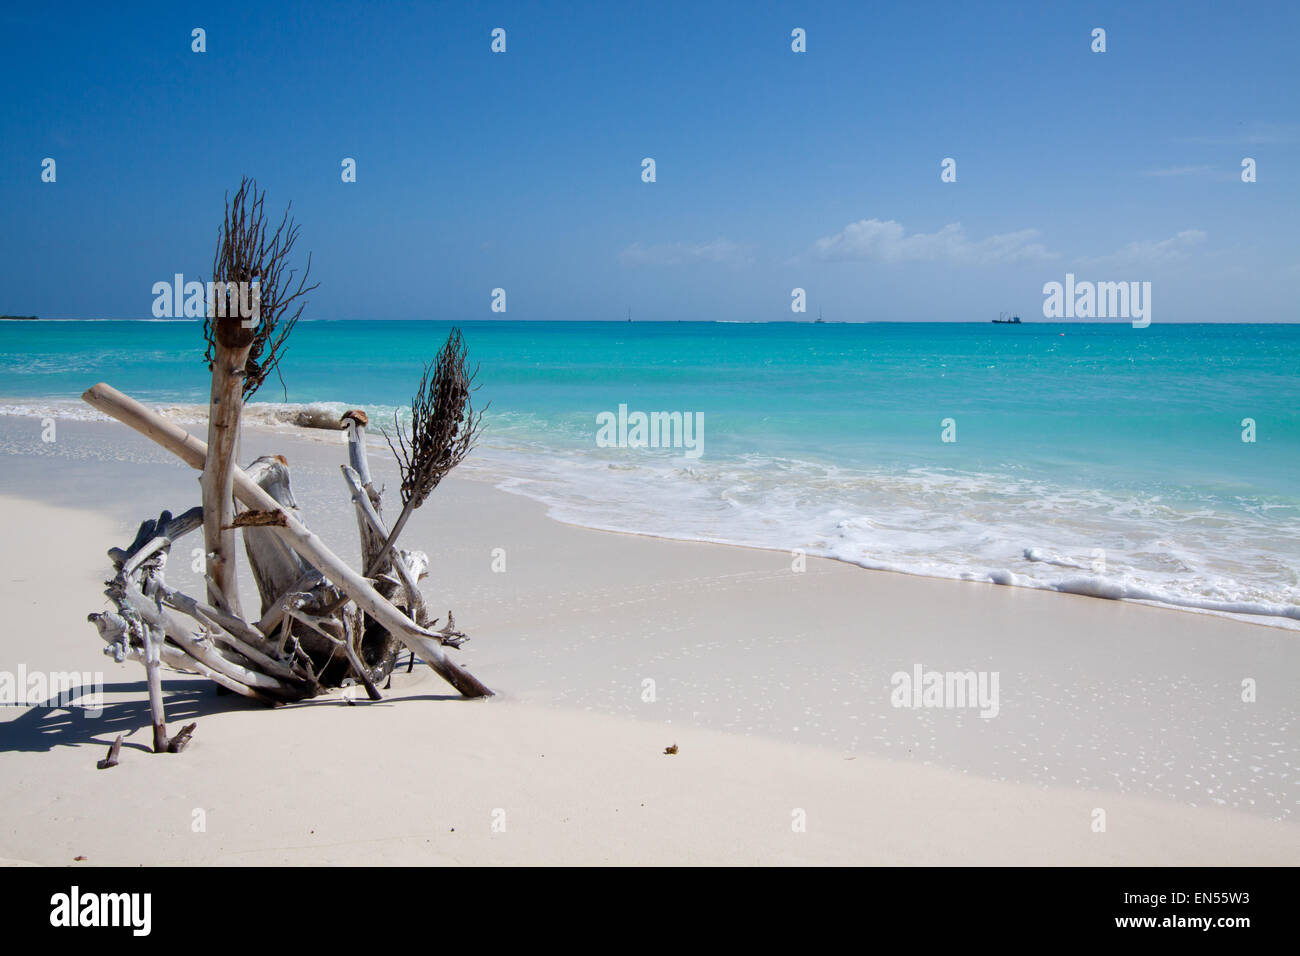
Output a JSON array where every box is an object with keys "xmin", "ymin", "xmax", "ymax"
[
  {"xmin": 5, "ymin": 395, "xmax": 1297, "ymax": 629},
  {"xmin": 0, "ymin": 397, "xmax": 365, "ymax": 431},
  {"xmin": 463, "ymin": 443, "xmax": 1300, "ymax": 630}
]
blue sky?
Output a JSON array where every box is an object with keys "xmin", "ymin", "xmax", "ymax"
[{"xmin": 1, "ymin": 0, "xmax": 1297, "ymax": 322}]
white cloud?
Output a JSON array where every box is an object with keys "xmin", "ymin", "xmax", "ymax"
[
  {"xmin": 1080, "ymin": 230, "xmax": 1207, "ymax": 267},
  {"xmin": 810, "ymin": 219, "xmax": 1055, "ymax": 266},
  {"xmin": 620, "ymin": 239, "xmax": 753, "ymax": 268}
]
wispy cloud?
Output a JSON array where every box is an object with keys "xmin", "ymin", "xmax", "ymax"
[
  {"xmin": 1177, "ymin": 122, "xmax": 1300, "ymax": 146},
  {"xmin": 1141, "ymin": 165, "xmax": 1212, "ymax": 177},
  {"xmin": 1079, "ymin": 230, "xmax": 1207, "ymax": 267},
  {"xmin": 620, "ymin": 239, "xmax": 753, "ymax": 268},
  {"xmin": 810, "ymin": 219, "xmax": 1055, "ymax": 266}
]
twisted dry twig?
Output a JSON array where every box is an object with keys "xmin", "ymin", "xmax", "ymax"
[
  {"xmin": 373, "ymin": 329, "xmax": 485, "ymax": 572},
  {"xmin": 203, "ymin": 176, "xmax": 318, "ymax": 400}
]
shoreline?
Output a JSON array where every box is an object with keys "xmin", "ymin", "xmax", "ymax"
[{"xmin": 1, "ymin": 400, "xmax": 1296, "ymax": 633}]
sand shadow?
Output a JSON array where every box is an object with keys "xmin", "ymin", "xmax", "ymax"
[
  {"xmin": 1, "ymin": 661, "xmax": 492, "ymax": 756},
  {"xmin": 267, "ymin": 686, "xmax": 468, "ymax": 710},
  {"xmin": 0, "ymin": 678, "xmax": 261, "ymax": 755}
]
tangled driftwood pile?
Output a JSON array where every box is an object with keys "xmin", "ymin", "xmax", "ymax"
[{"xmin": 85, "ymin": 179, "xmax": 491, "ymax": 755}]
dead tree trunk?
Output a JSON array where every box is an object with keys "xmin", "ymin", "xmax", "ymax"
[{"xmin": 201, "ymin": 316, "xmax": 255, "ymax": 616}]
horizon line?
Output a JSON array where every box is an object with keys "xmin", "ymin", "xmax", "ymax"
[{"xmin": 5, "ymin": 318, "xmax": 1299, "ymax": 326}]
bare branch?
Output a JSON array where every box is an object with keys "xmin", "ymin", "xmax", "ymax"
[
  {"xmin": 377, "ymin": 328, "xmax": 486, "ymax": 562},
  {"xmin": 203, "ymin": 177, "xmax": 318, "ymax": 400}
]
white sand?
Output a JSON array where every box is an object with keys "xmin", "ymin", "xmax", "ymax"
[{"xmin": 0, "ymin": 415, "xmax": 1296, "ymax": 865}]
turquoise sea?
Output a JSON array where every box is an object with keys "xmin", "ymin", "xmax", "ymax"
[{"xmin": 1, "ymin": 319, "xmax": 1297, "ymax": 624}]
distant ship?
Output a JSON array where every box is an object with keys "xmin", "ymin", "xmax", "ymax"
[
  {"xmin": 992, "ymin": 312, "xmax": 1021, "ymax": 324},
  {"xmin": 814, "ymin": 307, "xmax": 825, "ymax": 324}
]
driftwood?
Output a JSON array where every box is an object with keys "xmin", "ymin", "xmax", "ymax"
[
  {"xmin": 142, "ymin": 620, "xmax": 166, "ymax": 753},
  {"xmin": 84, "ymin": 183, "xmax": 485, "ymax": 755},
  {"xmin": 241, "ymin": 455, "xmax": 316, "ymax": 617},
  {"xmin": 89, "ymin": 608, "xmax": 280, "ymax": 702},
  {"xmin": 84, "ymin": 332, "xmax": 492, "ymax": 756},
  {"xmin": 97, "ymin": 735, "xmax": 122, "ymax": 770},
  {"xmin": 167, "ymin": 723, "xmax": 197, "ymax": 753},
  {"xmin": 85, "ymin": 381, "xmax": 491, "ymax": 698},
  {"xmin": 201, "ymin": 313, "xmax": 254, "ymax": 616},
  {"xmin": 199, "ymin": 175, "xmax": 319, "ymax": 615}
]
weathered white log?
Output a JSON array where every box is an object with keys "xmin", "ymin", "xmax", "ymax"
[
  {"xmin": 243, "ymin": 452, "xmax": 384, "ymax": 696},
  {"xmin": 120, "ymin": 507, "xmax": 204, "ymax": 576},
  {"xmin": 342, "ymin": 410, "xmax": 377, "ymax": 496},
  {"xmin": 142, "ymin": 620, "xmax": 167, "ymax": 753},
  {"xmin": 92, "ymin": 611, "xmax": 276, "ymax": 703},
  {"xmin": 342, "ymin": 411, "xmax": 412, "ymax": 586},
  {"xmin": 150, "ymin": 581, "xmax": 308, "ymax": 684},
  {"xmin": 155, "ymin": 645, "xmax": 271, "ymax": 701},
  {"xmin": 245, "ymin": 454, "xmax": 299, "ymax": 508},
  {"xmin": 244, "ymin": 453, "xmax": 335, "ymax": 636},
  {"xmin": 202, "ymin": 574, "xmax": 236, "ymax": 618},
  {"xmin": 341, "ymin": 464, "xmax": 425, "ymax": 615},
  {"xmin": 241, "ymin": 455, "xmax": 318, "ymax": 616},
  {"xmin": 82, "ymin": 382, "xmax": 493, "ymax": 698},
  {"xmin": 117, "ymin": 578, "xmax": 297, "ymax": 697},
  {"xmin": 201, "ymin": 317, "xmax": 256, "ymax": 616},
  {"xmin": 153, "ymin": 578, "xmax": 282, "ymax": 656},
  {"xmin": 124, "ymin": 536, "xmax": 181, "ymax": 577},
  {"xmin": 88, "ymin": 609, "xmax": 132, "ymax": 657},
  {"xmin": 344, "ymin": 405, "xmax": 416, "ymax": 578}
]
